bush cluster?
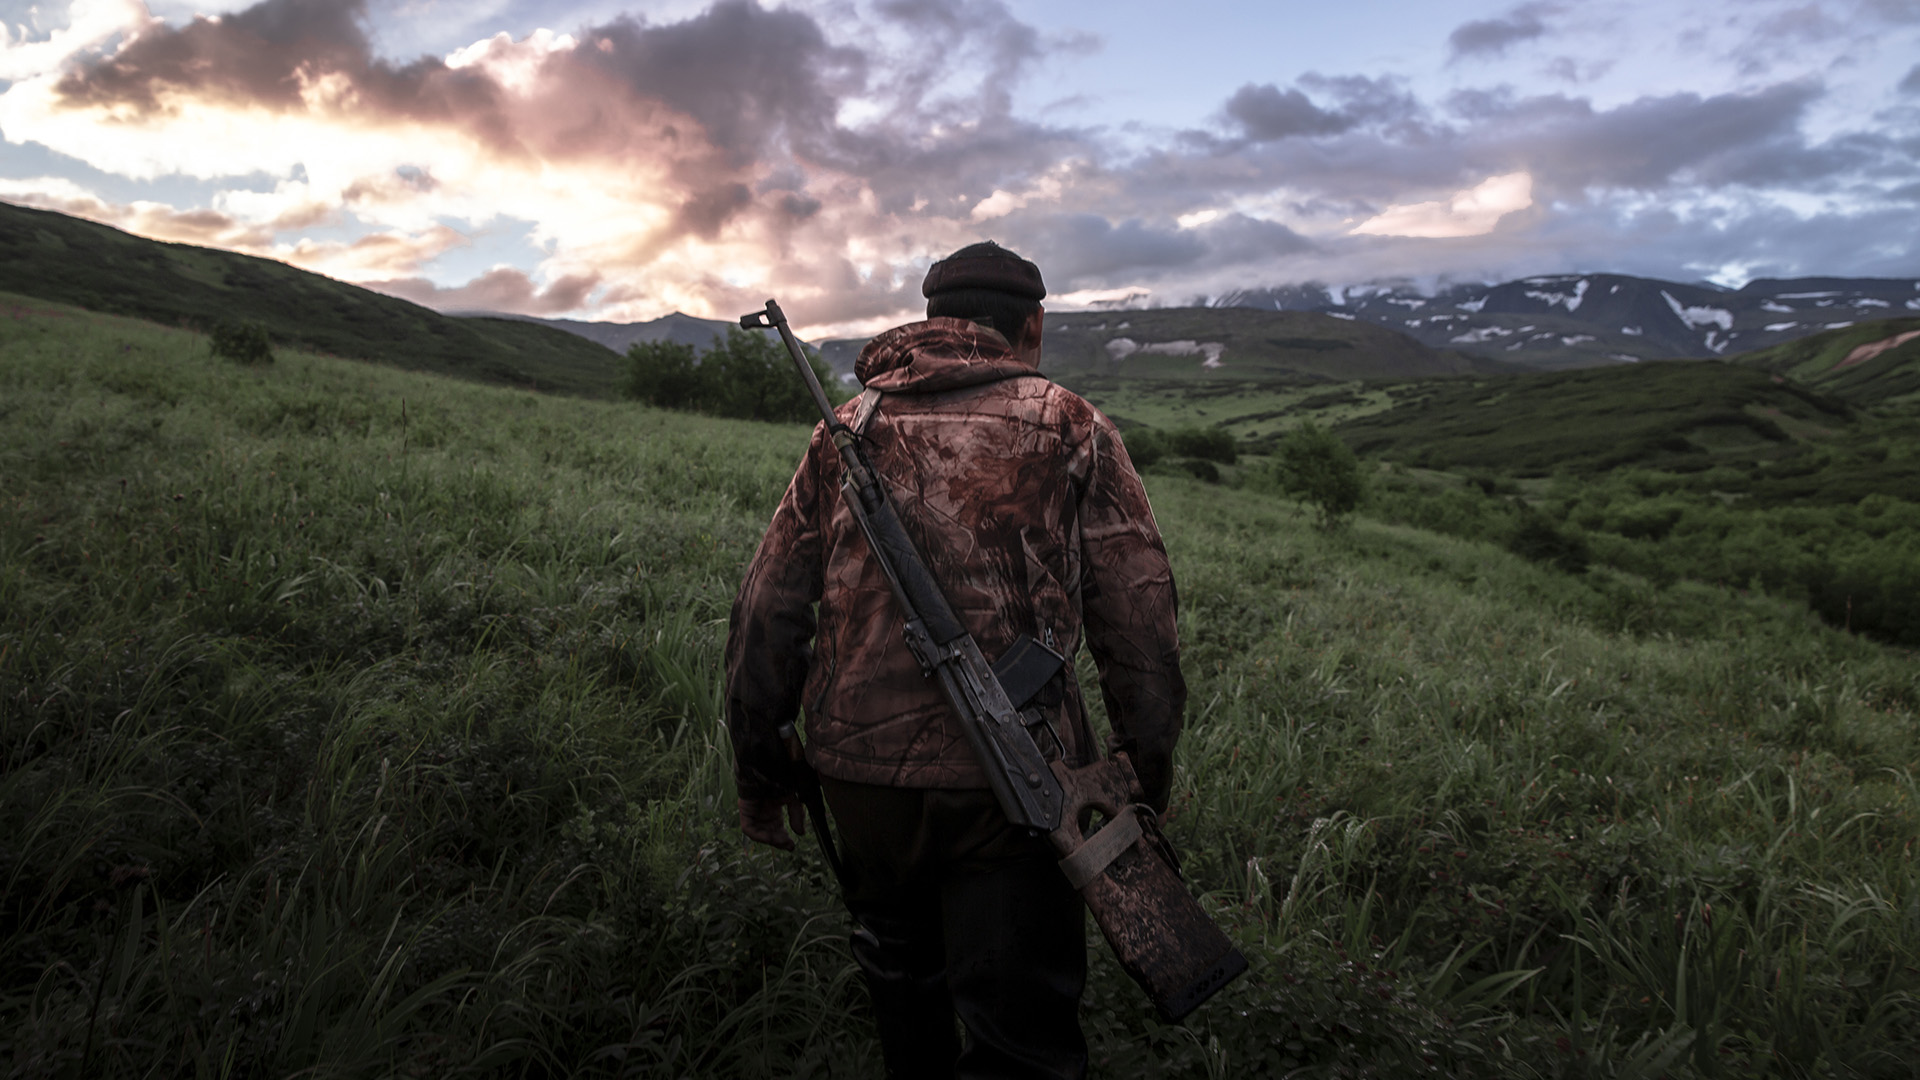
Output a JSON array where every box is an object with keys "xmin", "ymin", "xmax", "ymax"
[
  {"xmin": 624, "ymin": 326, "xmax": 844, "ymax": 422},
  {"xmin": 209, "ymin": 319, "xmax": 273, "ymax": 365},
  {"xmin": 1369, "ymin": 468, "xmax": 1920, "ymax": 644},
  {"xmin": 1120, "ymin": 425, "xmax": 1238, "ymax": 468},
  {"xmin": 1267, "ymin": 421, "xmax": 1367, "ymax": 529}
]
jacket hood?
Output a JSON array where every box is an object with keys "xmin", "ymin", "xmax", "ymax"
[{"xmin": 854, "ymin": 317, "xmax": 1041, "ymax": 394}]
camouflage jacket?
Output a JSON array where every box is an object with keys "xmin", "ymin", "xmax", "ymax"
[{"xmin": 724, "ymin": 317, "xmax": 1186, "ymax": 804}]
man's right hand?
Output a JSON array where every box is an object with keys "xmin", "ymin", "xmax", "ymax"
[{"xmin": 738, "ymin": 796, "xmax": 807, "ymax": 851}]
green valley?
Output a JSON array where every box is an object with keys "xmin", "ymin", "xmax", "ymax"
[{"xmin": 3, "ymin": 291, "xmax": 1916, "ymax": 1077}]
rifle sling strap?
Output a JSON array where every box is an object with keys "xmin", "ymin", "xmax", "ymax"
[{"xmin": 1058, "ymin": 805, "xmax": 1143, "ymax": 890}]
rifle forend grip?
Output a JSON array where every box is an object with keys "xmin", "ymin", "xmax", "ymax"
[{"xmin": 1050, "ymin": 756, "xmax": 1247, "ymax": 1021}]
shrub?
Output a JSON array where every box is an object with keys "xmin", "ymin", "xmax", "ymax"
[
  {"xmin": 1164, "ymin": 426, "xmax": 1238, "ymax": 464},
  {"xmin": 1120, "ymin": 427, "xmax": 1164, "ymax": 468},
  {"xmin": 1180, "ymin": 458, "xmax": 1220, "ymax": 483},
  {"xmin": 623, "ymin": 329, "xmax": 842, "ymax": 422},
  {"xmin": 624, "ymin": 340, "xmax": 702, "ymax": 409},
  {"xmin": 1272, "ymin": 421, "xmax": 1366, "ymax": 529},
  {"xmin": 1507, "ymin": 510, "xmax": 1592, "ymax": 573},
  {"xmin": 210, "ymin": 320, "xmax": 273, "ymax": 365},
  {"xmin": 1118, "ymin": 426, "xmax": 1237, "ymax": 469}
]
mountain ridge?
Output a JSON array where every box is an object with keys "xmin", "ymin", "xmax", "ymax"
[
  {"xmin": 0, "ymin": 200, "xmax": 624, "ymax": 397},
  {"xmin": 1218, "ymin": 272, "xmax": 1920, "ymax": 369}
]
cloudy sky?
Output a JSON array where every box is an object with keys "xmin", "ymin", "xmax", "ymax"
[{"xmin": 2, "ymin": 0, "xmax": 1916, "ymax": 335}]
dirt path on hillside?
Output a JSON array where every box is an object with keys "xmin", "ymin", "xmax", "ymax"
[{"xmin": 1836, "ymin": 329, "xmax": 1920, "ymax": 368}]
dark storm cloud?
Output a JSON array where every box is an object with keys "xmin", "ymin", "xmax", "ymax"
[
  {"xmin": 1522, "ymin": 196, "xmax": 1920, "ymax": 282},
  {"xmin": 51, "ymin": 0, "xmax": 512, "ymax": 138},
  {"xmin": 1448, "ymin": 2, "xmax": 1560, "ymax": 60},
  {"xmin": 1208, "ymin": 75, "xmax": 1423, "ymax": 146},
  {"xmin": 873, "ymin": 0, "xmax": 1046, "ymax": 118},
  {"xmin": 573, "ymin": 2, "xmax": 865, "ymax": 162},
  {"xmin": 1460, "ymin": 81, "xmax": 1831, "ymax": 191},
  {"xmin": 1901, "ymin": 63, "xmax": 1920, "ymax": 93},
  {"xmin": 1298, "ymin": 74, "xmax": 1424, "ymax": 128},
  {"xmin": 54, "ymin": 0, "xmax": 373, "ymax": 111},
  {"xmin": 1192, "ymin": 214, "xmax": 1316, "ymax": 265},
  {"xmin": 1009, "ymin": 214, "xmax": 1207, "ymax": 282},
  {"xmin": 1004, "ymin": 211, "xmax": 1311, "ymax": 290},
  {"xmin": 1222, "ymin": 84, "xmax": 1353, "ymax": 141}
]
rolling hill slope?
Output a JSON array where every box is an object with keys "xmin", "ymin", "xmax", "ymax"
[
  {"xmin": 1728, "ymin": 315, "xmax": 1920, "ymax": 406},
  {"xmin": 460, "ymin": 310, "xmax": 743, "ymax": 355},
  {"xmin": 1334, "ymin": 360, "xmax": 1863, "ymax": 478},
  {"xmin": 0, "ymin": 200, "xmax": 623, "ymax": 396}
]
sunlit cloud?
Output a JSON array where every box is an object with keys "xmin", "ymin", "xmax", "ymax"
[
  {"xmin": 0, "ymin": 0, "xmax": 153, "ymax": 81},
  {"xmin": 0, "ymin": 0, "xmax": 1913, "ymax": 333},
  {"xmin": 1351, "ymin": 172, "xmax": 1534, "ymax": 238}
]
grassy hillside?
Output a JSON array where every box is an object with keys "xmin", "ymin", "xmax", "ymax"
[
  {"xmin": 4, "ymin": 302, "xmax": 1918, "ymax": 1076},
  {"xmin": 0, "ymin": 202, "xmax": 623, "ymax": 396},
  {"xmin": 1334, "ymin": 360, "xmax": 1868, "ymax": 477},
  {"xmin": 1731, "ymin": 316, "xmax": 1920, "ymax": 406}
]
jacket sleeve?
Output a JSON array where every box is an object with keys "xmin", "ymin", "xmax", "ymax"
[
  {"xmin": 1077, "ymin": 420, "xmax": 1187, "ymax": 813},
  {"xmin": 723, "ymin": 424, "xmax": 828, "ymax": 801}
]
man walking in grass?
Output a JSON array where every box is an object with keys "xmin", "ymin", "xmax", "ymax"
[{"xmin": 724, "ymin": 242, "xmax": 1186, "ymax": 1079}]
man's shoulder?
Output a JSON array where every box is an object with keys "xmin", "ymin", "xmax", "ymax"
[{"xmin": 1025, "ymin": 378, "xmax": 1118, "ymax": 434}]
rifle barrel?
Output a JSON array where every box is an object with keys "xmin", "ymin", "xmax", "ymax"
[{"xmin": 743, "ymin": 299, "xmax": 840, "ymax": 430}]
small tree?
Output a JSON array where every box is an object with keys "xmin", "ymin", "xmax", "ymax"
[
  {"xmin": 624, "ymin": 328, "xmax": 843, "ymax": 421},
  {"xmin": 1273, "ymin": 421, "xmax": 1365, "ymax": 529},
  {"xmin": 624, "ymin": 340, "xmax": 701, "ymax": 409},
  {"xmin": 698, "ymin": 326, "xmax": 843, "ymax": 422},
  {"xmin": 210, "ymin": 320, "xmax": 273, "ymax": 365}
]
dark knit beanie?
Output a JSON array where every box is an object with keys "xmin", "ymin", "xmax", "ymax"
[{"xmin": 921, "ymin": 241, "xmax": 1046, "ymax": 301}]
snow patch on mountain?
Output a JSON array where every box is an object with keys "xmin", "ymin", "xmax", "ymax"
[
  {"xmin": 1662, "ymin": 290, "xmax": 1733, "ymax": 332},
  {"xmin": 1107, "ymin": 338, "xmax": 1227, "ymax": 367},
  {"xmin": 1765, "ymin": 322, "xmax": 1798, "ymax": 331},
  {"xmin": 1451, "ymin": 326, "xmax": 1513, "ymax": 344},
  {"xmin": 1622, "ymin": 326, "xmax": 1643, "ymax": 336},
  {"xmin": 1762, "ymin": 301, "xmax": 1793, "ymax": 313},
  {"xmin": 1456, "ymin": 296, "xmax": 1488, "ymax": 313},
  {"xmin": 1525, "ymin": 278, "xmax": 1589, "ymax": 313}
]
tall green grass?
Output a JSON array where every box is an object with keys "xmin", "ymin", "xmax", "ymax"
[{"xmin": 3, "ymin": 299, "xmax": 1916, "ymax": 1077}]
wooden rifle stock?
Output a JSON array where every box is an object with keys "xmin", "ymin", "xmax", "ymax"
[{"xmin": 740, "ymin": 299, "xmax": 1245, "ymax": 1021}]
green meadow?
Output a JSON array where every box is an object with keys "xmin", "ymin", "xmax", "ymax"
[{"xmin": 3, "ymin": 296, "xmax": 1918, "ymax": 1077}]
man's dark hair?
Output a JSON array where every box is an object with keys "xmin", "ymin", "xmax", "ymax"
[{"xmin": 923, "ymin": 241, "xmax": 1045, "ymax": 347}]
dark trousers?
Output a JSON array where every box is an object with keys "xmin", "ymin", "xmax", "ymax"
[{"xmin": 820, "ymin": 777, "xmax": 1087, "ymax": 1080}]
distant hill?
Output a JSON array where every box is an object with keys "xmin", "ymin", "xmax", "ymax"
[
  {"xmin": 1220, "ymin": 273, "xmax": 1920, "ymax": 370},
  {"xmin": 1039, "ymin": 306, "xmax": 1489, "ymax": 382},
  {"xmin": 1334, "ymin": 360, "xmax": 1864, "ymax": 480},
  {"xmin": 1728, "ymin": 316, "xmax": 1920, "ymax": 406},
  {"xmin": 812, "ymin": 307, "xmax": 1488, "ymax": 384},
  {"xmin": 0, "ymin": 201, "xmax": 623, "ymax": 396},
  {"xmin": 459, "ymin": 310, "xmax": 741, "ymax": 355},
  {"xmin": 509, "ymin": 306, "xmax": 1475, "ymax": 385}
]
